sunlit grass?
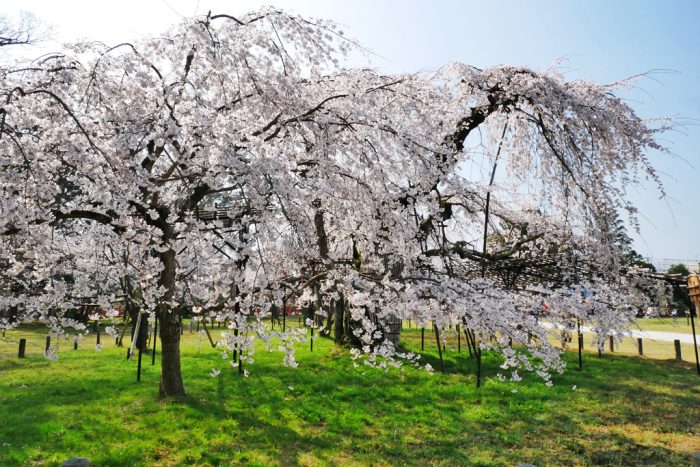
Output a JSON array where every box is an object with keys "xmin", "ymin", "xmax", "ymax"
[{"xmin": 1, "ymin": 322, "xmax": 699, "ymax": 465}]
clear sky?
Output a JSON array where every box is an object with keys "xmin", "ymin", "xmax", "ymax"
[{"xmin": 2, "ymin": 0, "xmax": 699, "ymax": 267}]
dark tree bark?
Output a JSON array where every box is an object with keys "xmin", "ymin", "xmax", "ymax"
[
  {"xmin": 157, "ymin": 248, "xmax": 186, "ymax": 399},
  {"xmin": 334, "ymin": 296, "xmax": 345, "ymax": 343}
]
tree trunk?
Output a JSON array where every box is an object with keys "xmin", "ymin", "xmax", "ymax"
[
  {"xmin": 158, "ymin": 248, "xmax": 186, "ymax": 399},
  {"xmin": 323, "ymin": 300, "xmax": 334, "ymax": 337},
  {"xmin": 334, "ymin": 296, "xmax": 345, "ymax": 343},
  {"xmin": 384, "ymin": 314, "xmax": 402, "ymax": 347}
]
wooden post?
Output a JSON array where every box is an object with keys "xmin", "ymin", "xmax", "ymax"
[
  {"xmin": 96, "ymin": 322, "xmax": 101, "ymax": 345},
  {"xmin": 18, "ymin": 338, "xmax": 26, "ymax": 358},
  {"xmin": 608, "ymin": 335, "xmax": 614, "ymax": 352},
  {"xmin": 45, "ymin": 336, "xmax": 51, "ymax": 354},
  {"xmin": 689, "ymin": 302, "xmax": 700, "ymax": 376},
  {"xmin": 434, "ymin": 323, "xmax": 445, "ymax": 374},
  {"xmin": 674, "ymin": 339, "xmax": 682, "ymax": 361},
  {"xmin": 474, "ymin": 331, "xmax": 482, "ymax": 389},
  {"xmin": 201, "ymin": 320, "xmax": 217, "ymax": 348},
  {"xmin": 463, "ymin": 327, "xmax": 473, "ymax": 357},
  {"xmin": 637, "ymin": 338, "xmax": 643, "ymax": 356},
  {"xmin": 577, "ymin": 320, "xmax": 583, "ymax": 371},
  {"xmin": 421, "ymin": 327, "xmax": 425, "ymax": 351},
  {"xmin": 152, "ymin": 314, "xmax": 158, "ymax": 365},
  {"xmin": 73, "ymin": 336, "xmax": 78, "ymax": 350},
  {"xmin": 137, "ymin": 340, "xmax": 143, "ymax": 382},
  {"xmin": 233, "ymin": 326, "xmax": 238, "ymax": 363},
  {"xmin": 282, "ymin": 298, "xmax": 287, "ymax": 332},
  {"xmin": 136, "ymin": 315, "xmax": 146, "ymax": 382},
  {"xmin": 457, "ymin": 324, "xmax": 461, "ymax": 353}
]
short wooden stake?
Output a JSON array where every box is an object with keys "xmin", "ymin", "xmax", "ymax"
[
  {"xmin": 608, "ymin": 335, "xmax": 614, "ymax": 352},
  {"xmin": 637, "ymin": 338, "xmax": 643, "ymax": 356},
  {"xmin": 421, "ymin": 327, "xmax": 425, "ymax": 351},
  {"xmin": 18, "ymin": 338, "xmax": 26, "ymax": 358},
  {"xmin": 73, "ymin": 337, "xmax": 78, "ymax": 350},
  {"xmin": 674, "ymin": 339, "xmax": 682, "ymax": 361},
  {"xmin": 45, "ymin": 336, "xmax": 51, "ymax": 354}
]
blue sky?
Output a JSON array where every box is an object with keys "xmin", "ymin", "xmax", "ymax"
[{"xmin": 2, "ymin": 0, "xmax": 699, "ymax": 266}]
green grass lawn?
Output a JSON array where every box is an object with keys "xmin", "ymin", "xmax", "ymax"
[
  {"xmin": 0, "ymin": 323, "xmax": 699, "ymax": 466},
  {"xmin": 634, "ymin": 317, "xmax": 697, "ymax": 335}
]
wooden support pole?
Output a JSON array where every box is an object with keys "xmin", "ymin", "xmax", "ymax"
[
  {"xmin": 577, "ymin": 320, "xmax": 583, "ymax": 371},
  {"xmin": 689, "ymin": 302, "xmax": 700, "ymax": 376},
  {"xmin": 282, "ymin": 298, "xmax": 287, "ymax": 332},
  {"xmin": 421, "ymin": 327, "xmax": 425, "ymax": 351},
  {"xmin": 463, "ymin": 327, "xmax": 474, "ymax": 357},
  {"xmin": 233, "ymin": 327, "xmax": 238, "ymax": 363},
  {"xmin": 137, "ymin": 340, "xmax": 143, "ymax": 382},
  {"xmin": 457, "ymin": 324, "xmax": 461, "ymax": 353},
  {"xmin": 434, "ymin": 323, "xmax": 445, "ymax": 374},
  {"xmin": 475, "ymin": 335, "xmax": 482, "ymax": 388},
  {"xmin": 201, "ymin": 320, "xmax": 217, "ymax": 349},
  {"xmin": 637, "ymin": 338, "xmax": 643, "ymax": 356},
  {"xmin": 152, "ymin": 314, "xmax": 158, "ymax": 365},
  {"xmin": 674, "ymin": 339, "xmax": 682, "ymax": 361},
  {"xmin": 73, "ymin": 336, "xmax": 78, "ymax": 350},
  {"xmin": 45, "ymin": 336, "xmax": 51, "ymax": 354},
  {"xmin": 608, "ymin": 335, "xmax": 614, "ymax": 352},
  {"xmin": 18, "ymin": 338, "xmax": 26, "ymax": 358},
  {"xmin": 128, "ymin": 312, "xmax": 142, "ymax": 360}
]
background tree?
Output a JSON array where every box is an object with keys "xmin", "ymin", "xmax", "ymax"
[{"xmin": 666, "ymin": 263, "xmax": 691, "ymax": 315}]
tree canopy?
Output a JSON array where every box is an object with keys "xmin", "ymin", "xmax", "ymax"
[{"xmin": 0, "ymin": 8, "xmax": 670, "ymax": 397}]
